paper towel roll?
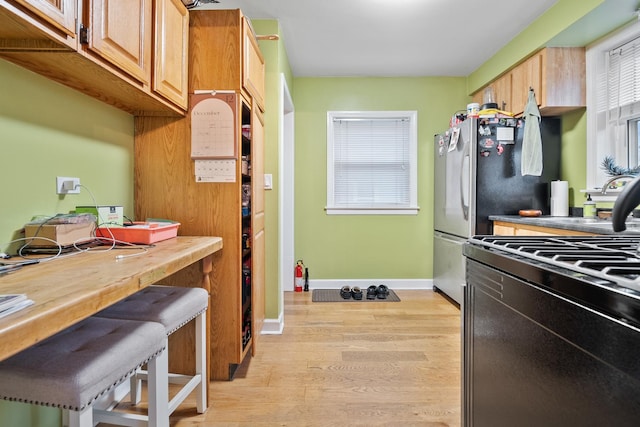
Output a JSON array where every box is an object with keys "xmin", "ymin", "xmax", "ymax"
[{"xmin": 550, "ymin": 180, "xmax": 569, "ymax": 216}]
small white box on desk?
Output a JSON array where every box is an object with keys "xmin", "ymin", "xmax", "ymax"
[{"xmin": 76, "ymin": 206, "xmax": 124, "ymax": 226}]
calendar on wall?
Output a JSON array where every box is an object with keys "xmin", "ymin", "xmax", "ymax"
[
  {"xmin": 189, "ymin": 91, "xmax": 238, "ymax": 183},
  {"xmin": 194, "ymin": 159, "xmax": 236, "ymax": 183},
  {"xmin": 190, "ymin": 91, "xmax": 237, "ymax": 159}
]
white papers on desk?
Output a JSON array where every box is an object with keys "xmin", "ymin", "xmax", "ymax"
[
  {"xmin": 195, "ymin": 159, "xmax": 236, "ymax": 183},
  {"xmin": 0, "ymin": 294, "xmax": 34, "ymax": 319}
]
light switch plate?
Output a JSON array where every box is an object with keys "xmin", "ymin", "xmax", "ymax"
[{"xmin": 264, "ymin": 174, "xmax": 273, "ymax": 190}]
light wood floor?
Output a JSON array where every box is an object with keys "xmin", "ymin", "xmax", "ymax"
[{"xmin": 122, "ymin": 290, "xmax": 462, "ymax": 426}]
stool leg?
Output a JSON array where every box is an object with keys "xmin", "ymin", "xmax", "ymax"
[
  {"xmin": 196, "ymin": 311, "xmax": 207, "ymax": 413},
  {"xmin": 148, "ymin": 339, "xmax": 169, "ymax": 427},
  {"xmin": 130, "ymin": 369, "xmax": 143, "ymax": 404},
  {"xmin": 67, "ymin": 406, "xmax": 93, "ymax": 427}
]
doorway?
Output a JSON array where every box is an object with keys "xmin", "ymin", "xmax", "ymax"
[{"xmin": 280, "ymin": 74, "xmax": 295, "ymax": 299}]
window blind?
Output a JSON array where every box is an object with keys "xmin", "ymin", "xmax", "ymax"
[
  {"xmin": 606, "ymin": 36, "xmax": 640, "ymax": 120},
  {"xmin": 332, "ymin": 117, "xmax": 410, "ymax": 208}
]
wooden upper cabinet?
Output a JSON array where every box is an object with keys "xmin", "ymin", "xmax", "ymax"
[
  {"xmin": 0, "ymin": 0, "xmax": 185, "ymax": 115},
  {"xmin": 0, "ymin": 0, "xmax": 77, "ymax": 49},
  {"xmin": 472, "ymin": 47, "xmax": 585, "ymax": 117},
  {"xmin": 537, "ymin": 47, "xmax": 585, "ymax": 116},
  {"xmin": 471, "ymin": 73, "xmax": 511, "ymax": 112},
  {"xmin": 14, "ymin": 0, "xmax": 75, "ymax": 37},
  {"xmin": 493, "ymin": 73, "xmax": 512, "ymax": 112},
  {"xmin": 242, "ymin": 18, "xmax": 265, "ymax": 112},
  {"xmin": 153, "ymin": 0, "xmax": 188, "ymax": 108},
  {"xmin": 84, "ymin": 0, "xmax": 152, "ymax": 85},
  {"xmin": 510, "ymin": 52, "xmax": 541, "ymax": 113}
]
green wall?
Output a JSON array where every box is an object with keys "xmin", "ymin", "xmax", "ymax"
[
  {"xmin": 252, "ymin": 19, "xmax": 293, "ymax": 319},
  {"xmin": 0, "ymin": 59, "xmax": 134, "ymax": 253},
  {"xmin": 292, "ymin": 77, "xmax": 467, "ymax": 280},
  {"xmin": 0, "ymin": 59, "xmax": 133, "ymax": 425}
]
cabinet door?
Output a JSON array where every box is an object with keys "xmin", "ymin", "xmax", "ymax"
[
  {"xmin": 493, "ymin": 224, "xmax": 515, "ymax": 236},
  {"xmin": 14, "ymin": 0, "xmax": 76, "ymax": 37},
  {"xmin": 251, "ymin": 105, "xmax": 265, "ymax": 352},
  {"xmin": 87, "ymin": 0, "xmax": 152, "ymax": 84},
  {"xmin": 493, "ymin": 73, "xmax": 511, "ymax": 112},
  {"xmin": 153, "ymin": 0, "xmax": 188, "ymax": 108},
  {"xmin": 510, "ymin": 52, "xmax": 542, "ymax": 115},
  {"xmin": 242, "ymin": 18, "xmax": 265, "ymax": 112}
]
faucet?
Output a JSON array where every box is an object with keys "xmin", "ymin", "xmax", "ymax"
[
  {"xmin": 601, "ymin": 174, "xmax": 638, "ymax": 194},
  {"xmin": 612, "ymin": 175, "xmax": 640, "ymax": 231}
]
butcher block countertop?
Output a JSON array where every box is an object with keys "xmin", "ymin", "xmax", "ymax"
[
  {"xmin": 0, "ymin": 236, "xmax": 223, "ymax": 362},
  {"xmin": 489, "ymin": 215, "xmax": 640, "ymax": 235}
]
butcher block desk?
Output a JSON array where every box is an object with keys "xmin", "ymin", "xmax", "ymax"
[{"xmin": 0, "ymin": 236, "xmax": 222, "ymax": 406}]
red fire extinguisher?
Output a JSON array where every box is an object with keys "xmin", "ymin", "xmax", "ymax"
[{"xmin": 294, "ymin": 260, "xmax": 304, "ymax": 292}]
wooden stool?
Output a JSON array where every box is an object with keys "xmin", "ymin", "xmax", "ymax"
[
  {"xmin": 96, "ymin": 285, "xmax": 208, "ymax": 414},
  {"xmin": 0, "ymin": 316, "xmax": 168, "ymax": 427}
]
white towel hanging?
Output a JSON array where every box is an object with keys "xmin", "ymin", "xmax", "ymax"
[{"xmin": 521, "ymin": 89, "xmax": 543, "ymax": 176}]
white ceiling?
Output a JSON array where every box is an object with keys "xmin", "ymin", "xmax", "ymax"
[{"xmin": 192, "ymin": 0, "xmax": 560, "ymax": 77}]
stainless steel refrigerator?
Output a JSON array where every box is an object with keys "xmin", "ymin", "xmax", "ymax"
[{"xmin": 433, "ymin": 116, "xmax": 561, "ymax": 304}]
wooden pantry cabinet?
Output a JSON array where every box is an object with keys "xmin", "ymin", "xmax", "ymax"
[
  {"xmin": 0, "ymin": 0, "xmax": 188, "ymax": 115},
  {"xmin": 190, "ymin": 9, "xmax": 265, "ymax": 112},
  {"xmin": 135, "ymin": 9, "xmax": 266, "ymax": 381},
  {"xmin": 472, "ymin": 47, "xmax": 585, "ymax": 116}
]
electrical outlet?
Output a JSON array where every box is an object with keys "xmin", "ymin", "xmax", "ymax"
[{"xmin": 56, "ymin": 176, "xmax": 81, "ymax": 194}]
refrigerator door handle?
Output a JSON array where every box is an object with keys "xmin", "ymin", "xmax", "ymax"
[{"xmin": 460, "ymin": 140, "xmax": 470, "ymax": 220}]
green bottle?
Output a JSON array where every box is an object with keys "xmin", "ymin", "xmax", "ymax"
[{"xmin": 583, "ymin": 194, "xmax": 596, "ymax": 218}]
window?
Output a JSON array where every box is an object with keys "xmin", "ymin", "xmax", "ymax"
[
  {"xmin": 587, "ymin": 19, "xmax": 640, "ymax": 193},
  {"xmin": 326, "ymin": 111, "xmax": 418, "ymax": 215}
]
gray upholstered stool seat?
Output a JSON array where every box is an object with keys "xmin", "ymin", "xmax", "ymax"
[
  {"xmin": 96, "ymin": 285, "xmax": 209, "ymax": 414},
  {"xmin": 0, "ymin": 316, "xmax": 168, "ymax": 427}
]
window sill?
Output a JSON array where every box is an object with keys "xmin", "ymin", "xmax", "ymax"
[{"xmin": 325, "ymin": 207, "xmax": 419, "ymax": 215}]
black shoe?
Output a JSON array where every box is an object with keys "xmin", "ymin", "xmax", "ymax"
[
  {"xmin": 366, "ymin": 285, "xmax": 377, "ymax": 300},
  {"xmin": 376, "ymin": 284, "xmax": 389, "ymax": 299},
  {"xmin": 340, "ymin": 286, "xmax": 352, "ymax": 299},
  {"xmin": 352, "ymin": 286, "xmax": 363, "ymax": 300}
]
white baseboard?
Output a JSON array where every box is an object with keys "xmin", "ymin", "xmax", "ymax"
[
  {"xmin": 306, "ymin": 278, "xmax": 433, "ymax": 290},
  {"xmin": 261, "ymin": 311, "xmax": 284, "ymax": 335}
]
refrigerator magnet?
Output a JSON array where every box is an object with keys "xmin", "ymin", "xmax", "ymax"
[
  {"xmin": 479, "ymin": 125, "xmax": 491, "ymax": 136},
  {"xmin": 480, "ymin": 137, "xmax": 495, "ymax": 149},
  {"xmin": 448, "ymin": 127, "xmax": 460, "ymax": 152}
]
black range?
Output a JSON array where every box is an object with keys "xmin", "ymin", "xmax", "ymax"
[{"xmin": 462, "ymin": 234, "xmax": 640, "ymax": 427}]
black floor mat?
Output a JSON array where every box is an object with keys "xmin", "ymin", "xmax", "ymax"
[{"xmin": 312, "ymin": 288, "xmax": 401, "ymax": 302}]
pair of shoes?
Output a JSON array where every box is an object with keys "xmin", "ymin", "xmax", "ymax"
[
  {"xmin": 377, "ymin": 284, "xmax": 389, "ymax": 299},
  {"xmin": 366, "ymin": 284, "xmax": 389, "ymax": 300},
  {"xmin": 340, "ymin": 286, "xmax": 351, "ymax": 299},
  {"xmin": 340, "ymin": 286, "xmax": 363, "ymax": 300}
]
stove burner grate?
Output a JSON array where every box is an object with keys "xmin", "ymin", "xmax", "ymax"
[{"xmin": 468, "ymin": 235, "xmax": 640, "ymax": 290}]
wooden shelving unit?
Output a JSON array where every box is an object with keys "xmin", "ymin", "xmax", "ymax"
[{"xmin": 134, "ymin": 9, "xmax": 265, "ymax": 380}]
